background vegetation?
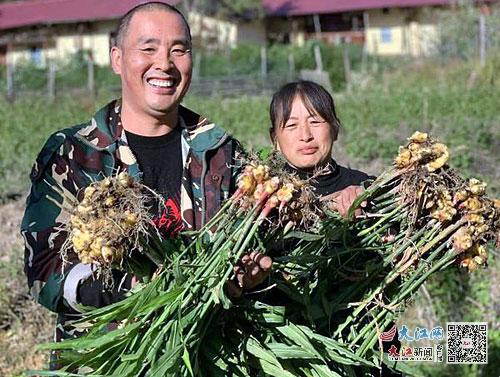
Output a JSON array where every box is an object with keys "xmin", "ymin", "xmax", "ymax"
[{"xmin": 1, "ymin": 50, "xmax": 498, "ymax": 201}]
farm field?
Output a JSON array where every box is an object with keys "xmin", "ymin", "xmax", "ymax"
[
  {"xmin": 1, "ymin": 58, "xmax": 498, "ymax": 202},
  {"xmin": 0, "ymin": 57, "xmax": 498, "ymax": 376}
]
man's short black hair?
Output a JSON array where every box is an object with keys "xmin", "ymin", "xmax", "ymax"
[
  {"xmin": 269, "ymin": 81, "xmax": 341, "ymax": 142},
  {"xmin": 114, "ymin": 2, "xmax": 191, "ymax": 47}
]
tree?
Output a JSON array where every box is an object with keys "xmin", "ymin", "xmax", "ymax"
[{"xmin": 180, "ymin": 0, "xmax": 263, "ymax": 20}]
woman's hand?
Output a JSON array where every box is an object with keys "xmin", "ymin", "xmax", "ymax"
[
  {"xmin": 321, "ymin": 185, "xmax": 367, "ymax": 219},
  {"xmin": 131, "ymin": 275, "xmax": 139, "ymax": 288},
  {"xmin": 226, "ymin": 251, "xmax": 273, "ymax": 298}
]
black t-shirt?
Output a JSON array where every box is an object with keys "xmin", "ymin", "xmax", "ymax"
[
  {"xmin": 77, "ymin": 128, "xmax": 184, "ymax": 308},
  {"xmin": 124, "ymin": 129, "xmax": 182, "ymax": 201},
  {"xmin": 125, "ymin": 128, "xmax": 184, "ymax": 236}
]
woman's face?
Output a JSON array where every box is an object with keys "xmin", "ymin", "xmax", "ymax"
[{"xmin": 274, "ymin": 96, "xmax": 334, "ymax": 171}]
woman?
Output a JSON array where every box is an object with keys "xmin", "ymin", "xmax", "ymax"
[
  {"xmin": 228, "ymin": 81, "xmax": 401, "ymax": 375},
  {"xmin": 273, "ymin": 81, "xmax": 401, "ymax": 374},
  {"xmin": 229, "ymin": 80, "xmax": 372, "ymax": 295},
  {"xmin": 269, "ymin": 80, "xmax": 372, "ymax": 212}
]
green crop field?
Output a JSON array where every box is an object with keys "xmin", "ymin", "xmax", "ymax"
[{"xmin": 1, "ymin": 55, "xmax": 498, "ymax": 202}]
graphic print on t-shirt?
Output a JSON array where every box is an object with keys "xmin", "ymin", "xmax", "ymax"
[{"xmin": 153, "ymin": 196, "xmax": 184, "ymax": 237}]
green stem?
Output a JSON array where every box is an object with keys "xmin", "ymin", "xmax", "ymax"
[
  {"xmin": 353, "ymin": 243, "xmax": 457, "ymax": 354},
  {"xmin": 335, "ymin": 222, "xmax": 452, "ymax": 339},
  {"xmin": 357, "ymin": 204, "xmax": 405, "ymax": 237}
]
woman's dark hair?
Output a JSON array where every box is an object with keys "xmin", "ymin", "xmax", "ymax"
[{"xmin": 269, "ymin": 81, "xmax": 341, "ymax": 143}]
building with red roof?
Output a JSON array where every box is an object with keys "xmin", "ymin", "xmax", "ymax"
[
  {"xmin": 0, "ymin": 0, "xmax": 496, "ymax": 66},
  {"xmin": 262, "ymin": 0, "xmax": 496, "ymax": 56},
  {"xmin": 0, "ymin": 0, "xmax": 182, "ymax": 65},
  {"xmin": 0, "ymin": 0, "xmax": 265, "ymax": 66},
  {"xmin": 0, "ymin": 0, "xmax": 181, "ymax": 31},
  {"xmin": 263, "ymin": 0, "xmax": 456, "ymax": 16}
]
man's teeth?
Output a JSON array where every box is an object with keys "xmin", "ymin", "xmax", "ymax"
[{"xmin": 148, "ymin": 79, "xmax": 174, "ymax": 88}]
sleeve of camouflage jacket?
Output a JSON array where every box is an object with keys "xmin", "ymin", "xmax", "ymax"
[{"xmin": 20, "ymin": 131, "xmax": 128, "ymax": 313}]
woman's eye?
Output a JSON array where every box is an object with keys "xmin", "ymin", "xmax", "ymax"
[
  {"xmin": 284, "ymin": 123, "xmax": 296, "ymax": 129},
  {"xmin": 310, "ymin": 120, "xmax": 325, "ymax": 126}
]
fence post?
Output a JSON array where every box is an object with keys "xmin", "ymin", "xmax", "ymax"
[
  {"xmin": 313, "ymin": 14, "xmax": 322, "ymax": 39},
  {"xmin": 371, "ymin": 35, "xmax": 379, "ymax": 73},
  {"xmin": 479, "ymin": 11, "xmax": 486, "ymax": 67},
  {"xmin": 343, "ymin": 40, "xmax": 352, "ymax": 92},
  {"xmin": 6, "ymin": 62, "xmax": 14, "ymax": 102},
  {"xmin": 313, "ymin": 44, "xmax": 323, "ymax": 71},
  {"xmin": 87, "ymin": 53, "xmax": 95, "ymax": 96},
  {"xmin": 47, "ymin": 59, "xmax": 56, "ymax": 100},
  {"xmin": 362, "ymin": 11, "xmax": 370, "ymax": 73},
  {"xmin": 260, "ymin": 45, "xmax": 267, "ymax": 78},
  {"xmin": 193, "ymin": 52, "xmax": 201, "ymax": 81},
  {"xmin": 287, "ymin": 53, "xmax": 295, "ymax": 81}
]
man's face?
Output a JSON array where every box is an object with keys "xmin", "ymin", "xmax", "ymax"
[
  {"xmin": 275, "ymin": 96, "xmax": 334, "ymax": 171},
  {"xmin": 111, "ymin": 10, "xmax": 192, "ymax": 118}
]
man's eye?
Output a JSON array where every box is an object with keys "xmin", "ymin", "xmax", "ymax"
[
  {"xmin": 141, "ymin": 48, "xmax": 155, "ymax": 52},
  {"xmin": 171, "ymin": 48, "xmax": 190, "ymax": 56}
]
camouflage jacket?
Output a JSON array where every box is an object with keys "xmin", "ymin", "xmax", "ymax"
[{"xmin": 21, "ymin": 100, "xmax": 241, "ymax": 339}]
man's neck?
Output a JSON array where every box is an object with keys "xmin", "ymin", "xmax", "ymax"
[{"xmin": 120, "ymin": 101, "xmax": 179, "ymax": 137}]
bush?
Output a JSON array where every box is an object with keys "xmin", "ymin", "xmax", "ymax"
[
  {"xmin": 197, "ymin": 41, "xmax": 367, "ymax": 91},
  {"xmin": 12, "ymin": 61, "xmax": 47, "ymax": 92},
  {"xmin": 431, "ymin": 3, "xmax": 500, "ymax": 61},
  {"xmin": 413, "ymin": 251, "xmax": 499, "ymax": 377},
  {"xmin": 2, "ymin": 42, "xmax": 393, "ymax": 94}
]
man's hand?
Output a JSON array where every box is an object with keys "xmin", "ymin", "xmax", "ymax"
[
  {"xmin": 321, "ymin": 185, "xmax": 367, "ymax": 219},
  {"xmin": 226, "ymin": 251, "xmax": 273, "ymax": 298}
]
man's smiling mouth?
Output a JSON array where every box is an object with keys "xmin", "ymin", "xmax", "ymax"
[{"xmin": 147, "ymin": 78, "xmax": 175, "ymax": 88}]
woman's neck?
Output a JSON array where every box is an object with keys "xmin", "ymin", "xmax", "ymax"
[{"xmin": 287, "ymin": 159, "xmax": 336, "ymax": 177}]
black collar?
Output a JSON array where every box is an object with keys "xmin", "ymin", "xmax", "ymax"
[{"xmin": 285, "ymin": 159, "xmax": 340, "ymax": 196}]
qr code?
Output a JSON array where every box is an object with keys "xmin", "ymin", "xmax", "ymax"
[{"xmin": 447, "ymin": 322, "xmax": 488, "ymax": 364}]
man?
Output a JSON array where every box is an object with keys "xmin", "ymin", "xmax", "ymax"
[{"xmin": 21, "ymin": 2, "xmax": 273, "ymax": 350}]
